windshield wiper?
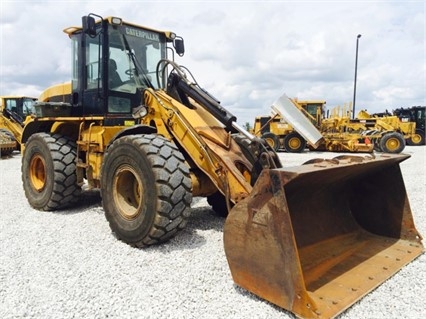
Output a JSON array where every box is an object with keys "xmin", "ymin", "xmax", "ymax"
[{"xmin": 120, "ymin": 34, "xmax": 154, "ymax": 89}]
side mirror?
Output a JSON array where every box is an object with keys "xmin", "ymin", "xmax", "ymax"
[
  {"xmin": 173, "ymin": 37, "xmax": 185, "ymax": 57},
  {"xmin": 82, "ymin": 15, "xmax": 97, "ymax": 37}
]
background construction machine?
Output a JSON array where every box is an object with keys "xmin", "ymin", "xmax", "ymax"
[
  {"xmin": 0, "ymin": 96, "xmax": 36, "ymax": 155},
  {"xmin": 321, "ymin": 105, "xmax": 406, "ymax": 153},
  {"xmin": 253, "ymin": 98, "xmax": 424, "ymax": 154},
  {"xmin": 253, "ymin": 99, "xmax": 374, "ymax": 153},
  {"xmin": 394, "ymin": 106, "xmax": 425, "ymax": 145},
  {"xmin": 356, "ymin": 109, "xmax": 412, "ymax": 151},
  {"xmin": 0, "ymin": 131, "xmax": 16, "ymax": 156},
  {"xmin": 251, "ymin": 99, "xmax": 325, "ymax": 152},
  {"xmin": 372, "ymin": 106, "xmax": 425, "ymax": 146},
  {"xmin": 19, "ymin": 14, "xmax": 423, "ymax": 319}
]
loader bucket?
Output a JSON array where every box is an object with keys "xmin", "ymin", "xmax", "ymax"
[{"xmin": 224, "ymin": 154, "xmax": 423, "ymax": 319}]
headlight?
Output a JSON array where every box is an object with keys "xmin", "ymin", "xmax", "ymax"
[
  {"xmin": 111, "ymin": 17, "xmax": 122, "ymax": 25},
  {"xmin": 132, "ymin": 105, "xmax": 148, "ymax": 119}
]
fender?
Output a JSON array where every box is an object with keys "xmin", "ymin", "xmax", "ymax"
[
  {"xmin": 21, "ymin": 120, "xmax": 55, "ymax": 144},
  {"xmin": 107, "ymin": 124, "xmax": 157, "ymax": 148}
]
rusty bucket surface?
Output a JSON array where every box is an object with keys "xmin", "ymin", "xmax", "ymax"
[{"xmin": 224, "ymin": 154, "xmax": 423, "ymax": 319}]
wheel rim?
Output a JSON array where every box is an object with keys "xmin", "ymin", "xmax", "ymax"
[
  {"xmin": 265, "ymin": 137, "xmax": 276, "ymax": 149},
  {"xmin": 411, "ymin": 134, "xmax": 422, "ymax": 144},
  {"xmin": 113, "ymin": 165, "xmax": 143, "ymax": 220},
  {"xmin": 29, "ymin": 154, "xmax": 46, "ymax": 192},
  {"xmin": 385, "ymin": 138, "xmax": 400, "ymax": 151},
  {"xmin": 288, "ymin": 137, "xmax": 301, "ymax": 150}
]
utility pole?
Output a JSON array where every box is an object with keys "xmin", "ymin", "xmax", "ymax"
[{"xmin": 352, "ymin": 34, "xmax": 362, "ymax": 119}]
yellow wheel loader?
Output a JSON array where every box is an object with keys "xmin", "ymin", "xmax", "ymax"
[
  {"xmin": 0, "ymin": 96, "xmax": 36, "ymax": 154},
  {"xmin": 20, "ymin": 14, "xmax": 423, "ymax": 319}
]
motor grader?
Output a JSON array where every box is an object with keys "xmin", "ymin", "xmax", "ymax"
[
  {"xmin": 324, "ymin": 103, "xmax": 406, "ymax": 153},
  {"xmin": 20, "ymin": 14, "xmax": 423, "ymax": 319}
]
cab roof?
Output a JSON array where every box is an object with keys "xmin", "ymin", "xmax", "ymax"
[{"xmin": 63, "ymin": 16, "xmax": 175, "ymax": 41}]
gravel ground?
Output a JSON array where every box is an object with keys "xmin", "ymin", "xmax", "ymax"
[{"xmin": 0, "ymin": 146, "xmax": 425, "ymax": 319}]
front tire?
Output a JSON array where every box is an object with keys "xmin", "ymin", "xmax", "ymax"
[
  {"xmin": 22, "ymin": 133, "xmax": 81, "ymax": 210},
  {"xmin": 379, "ymin": 132, "xmax": 405, "ymax": 153},
  {"xmin": 101, "ymin": 134, "xmax": 192, "ymax": 247},
  {"xmin": 207, "ymin": 192, "xmax": 230, "ymax": 218},
  {"xmin": 283, "ymin": 132, "xmax": 306, "ymax": 153}
]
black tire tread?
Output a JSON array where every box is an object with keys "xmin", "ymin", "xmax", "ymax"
[
  {"xmin": 102, "ymin": 134, "xmax": 192, "ymax": 247},
  {"xmin": 22, "ymin": 133, "xmax": 81, "ymax": 210}
]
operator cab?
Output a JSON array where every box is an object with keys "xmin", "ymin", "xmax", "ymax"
[
  {"xmin": 66, "ymin": 14, "xmax": 184, "ymax": 124},
  {"xmin": 1, "ymin": 96, "xmax": 36, "ymax": 125}
]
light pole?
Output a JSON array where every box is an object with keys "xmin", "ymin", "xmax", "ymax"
[{"xmin": 352, "ymin": 34, "xmax": 361, "ymax": 119}]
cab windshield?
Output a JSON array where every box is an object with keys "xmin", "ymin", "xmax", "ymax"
[
  {"xmin": 77, "ymin": 20, "xmax": 170, "ymax": 114},
  {"xmin": 4, "ymin": 97, "xmax": 35, "ymax": 122},
  {"xmin": 107, "ymin": 24, "xmax": 166, "ymax": 92}
]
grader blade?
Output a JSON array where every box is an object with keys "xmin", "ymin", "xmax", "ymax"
[{"xmin": 224, "ymin": 154, "xmax": 423, "ymax": 319}]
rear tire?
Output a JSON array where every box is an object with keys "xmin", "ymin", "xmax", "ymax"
[
  {"xmin": 379, "ymin": 132, "xmax": 405, "ymax": 153},
  {"xmin": 21, "ymin": 133, "xmax": 81, "ymax": 210},
  {"xmin": 101, "ymin": 134, "xmax": 192, "ymax": 247},
  {"xmin": 283, "ymin": 132, "xmax": 306, "ymax": 153},
  {"xmin": 407, "ymin": 129, "xmax": 425, "ymax": 146}
]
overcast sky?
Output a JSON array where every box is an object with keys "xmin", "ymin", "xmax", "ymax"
[{"xmin": 1, "ymin": 0, "xmax": 424, "ymax": 126}]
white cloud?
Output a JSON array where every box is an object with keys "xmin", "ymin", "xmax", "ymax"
[{"xmin": 0, "ymin": 0, "xmax": 424, "ymax": 126}]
